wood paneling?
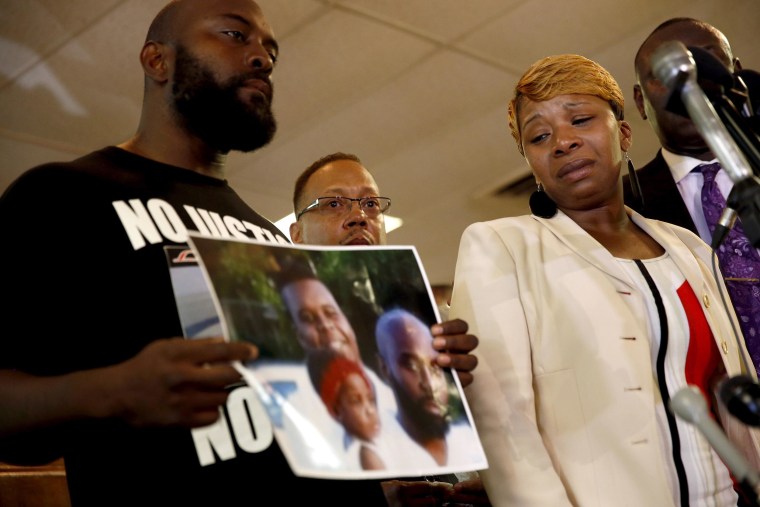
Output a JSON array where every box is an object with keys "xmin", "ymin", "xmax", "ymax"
[{"xmin": 0, "ymin": 458, "xmax": 71, "ymax": 507}]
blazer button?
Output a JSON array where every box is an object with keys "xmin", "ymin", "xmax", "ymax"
[{"xmin": 703, "ymin": 294, "xmax": 710, "ymax": 308}]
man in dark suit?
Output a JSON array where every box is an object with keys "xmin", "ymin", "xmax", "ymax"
[
  {"xmin": 624, "ymin": 17, "xmax": 743, "ymax": 228},
  {"xmin": 623, "ymin": 17, "xmax": 760, "ymax": 373},
  {"xmin": 623, "ymin": 150, "xmax": 696, "ymax": 231}
]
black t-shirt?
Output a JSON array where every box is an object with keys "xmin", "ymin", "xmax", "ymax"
[{"xmin": 0, "ymin": 147, "xmax": 392, "ymax": 506}]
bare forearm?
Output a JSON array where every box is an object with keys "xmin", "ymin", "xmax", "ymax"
[
  {"xmin": 0, "ymin": 337, "xmax": 257, "ymax": 461},
  {"xmin": 0, "ymin": 367, "xmax": 118, "ymax": 464},
  {"xmin": 0, "ymin": 368, "xmax": 114, "ymax": 438}
]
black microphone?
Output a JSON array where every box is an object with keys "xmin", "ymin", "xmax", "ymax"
[
  {"xmin": 686, "ymin": 46, "xmax": 760, "ymax": 178},
  {"xmin": 738, "ymin": 69, "xmax": 760, "ymax": 117},
  {"xmin": 738, "ymin": 68, "xmax": 760, "ymax": 140},
  {"xmin": 720, "ymin": 374, "xmax": 760, "ymax": 427},
  {"xmin": 652, "ymin": 40, "xmax": 754, "ymax": 183},
  {"xmin": 670, "ymin": 385, "xmax": 760, "ymax": 506},
  {"xmin": 689, "ymin": 46, "xmax": 743, "ymax": 100},
  {"xmin": 707, "ymin": 188, "xmax": 760, "ymax": 429},
  {"xmin": 666, "ymin": 46, "xmax": 747, "ymax": 117}
]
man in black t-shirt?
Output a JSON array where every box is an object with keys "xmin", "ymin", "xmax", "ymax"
[{"xmin": 0, "ymin": 2, "xmax": 478, "ymax": 506}]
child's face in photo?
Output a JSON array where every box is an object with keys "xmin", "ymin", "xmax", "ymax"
[{"xmin": 336, "ymin": 372, "xmax": 380, "ymax": 441}]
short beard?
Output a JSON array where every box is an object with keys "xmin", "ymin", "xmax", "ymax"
[
  {"xmin": 391, "ymin": 374, "xmax": 448, "ymax": 441},
  {"xmin": 172, "ymin": 44, "xmax": 277, "ymax": 153}
]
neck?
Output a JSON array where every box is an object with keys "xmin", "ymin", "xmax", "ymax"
[
  {"xmin": 663, "ymin": 144, "xmax": 714, "ymax": 163},
  {"xmin": 562, "ymin": 199, "xmax": 629, "ymax": 234},
  {"xmin": 118, "ymin": 131, "xmax": 227, "ymax": 180},
  {"xmin": 567, "ymin": 206, "xmax": 665, "ymax": 259},
  {"xmin": 397, "ymin": 412, "xmax": 448, "ymax": 464}
]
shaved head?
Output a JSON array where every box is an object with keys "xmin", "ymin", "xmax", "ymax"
[{"xmin": 633, "ymin": 17, "xmax": 736, "ymax": 157}]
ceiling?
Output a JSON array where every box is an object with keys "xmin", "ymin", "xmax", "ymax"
[{"xmin": 2, "ymin": 0, "xmax": 759, "ymax": 285}]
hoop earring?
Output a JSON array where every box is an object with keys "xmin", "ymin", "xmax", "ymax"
[
  {"xmin": 625, "ymin": 152, "xmax": 644, "ymax": 209},
  {"xmin": 529, "ymin": 182, "xmax": 557, "ymax": 218}
]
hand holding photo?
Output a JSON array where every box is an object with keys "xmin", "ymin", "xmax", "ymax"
[{"xmin": 185, "ymin": 235, "xmax": 488, "ymax": 480}]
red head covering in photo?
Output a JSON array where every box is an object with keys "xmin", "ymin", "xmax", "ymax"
[{"xmin": 319, "ymin": 356, "xmax": 372, "ymax": 418}]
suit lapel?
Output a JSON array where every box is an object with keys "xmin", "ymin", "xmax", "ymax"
[
  {"xmin": 532, "ymin": 212, "xmax": 637, "ymax": 288},
  {"xmin": 636, "ymin": 151, "xmax": 698, "ymax": 232}
]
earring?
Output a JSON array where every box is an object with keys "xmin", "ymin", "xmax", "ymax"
[
  {"xmin": 529, "ymin": 182, "xmax": 557, "ymax": 218},
  {"xmin": 625, "ymin": 152, "xmax": 644, "ymax": 209}
]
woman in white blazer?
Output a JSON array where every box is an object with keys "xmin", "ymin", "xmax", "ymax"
[{"xmin": 449, "ymin": 54, "xmax": 760, "ymax": 507}]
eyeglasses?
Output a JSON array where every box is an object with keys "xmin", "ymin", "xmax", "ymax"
[{"xmin": 296, "ymin": 196, "xmax": 392, "ymax": 220}]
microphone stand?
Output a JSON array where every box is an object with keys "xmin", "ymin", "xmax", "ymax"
[
  {"xmin": 654, "ymin": 49, "xmax": 760, "ymax": 501},
  {"xmin": 652, "ymin": 40, "xmax": 760, "ymax": 247},
  {"xmin": 689, "ymin": 84, "xmax": 760, "ymax": 246},
  {"xmin": 671, "ymin": 386, "xmax": 760, "ymax": 507},
  {"xmin": 710, "ymin": 91, "xmax": 760, "ymax": 178}
]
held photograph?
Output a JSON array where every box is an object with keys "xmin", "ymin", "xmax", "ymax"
[{"xmin": 184, "ymin": 235, "xmax": 488, "ymax": 480}]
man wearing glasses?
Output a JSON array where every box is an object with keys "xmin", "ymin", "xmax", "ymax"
[
  {"xmin": 288, "ymin": 152, "xmax": 491, "ymax": 507},
  {"xmin": 289, "ymin": 152, "xmax": 477, "ymax": 383},
  {"xmin": 290, "ymin": 152, "xmax": 391, "ymax": 247}
]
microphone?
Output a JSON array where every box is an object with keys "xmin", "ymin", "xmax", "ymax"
[
  {"xmin": 711, "ymin": 186, "xmax": 740, "ymax": 249},
  {"xmin": 720, "ymin": 375, "xmax": 760, "ymax": 427},
  {"xmin": 670, "ymin": 385, "xmax": 760, "ymax": 506},
  {"xmin": 687, "ymin": 46, "xmax": 760, "ymax": 178},
  {"xmin": 665, "ymin": 46, "xmax": 757, "ymax": 128},
  {"xmin": 652, "ymin": 40, "xmax": 754, "ymax": 183},
  {"xmin": 706, "ymin": 184, "xmax": 760, "ymax": 430},
  {"xmin": 738, "ymin": 69, "xmax": 760, "ymax": 117},
  {"xmin": 688, "ymin": 46, "xmax": 747, "ymax": 107},
  {"xmin": 652, "ymin": 40, "xmax": 760, "ymax": 247},
  {"xmin": 711, "ymin": 207, "xmax": 738, "ymax": 249},
  {"xmin": 738, "ymin": 69, "xmax": 760, "ymax": 138}
]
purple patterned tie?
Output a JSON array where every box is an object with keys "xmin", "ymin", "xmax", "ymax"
[{"xmin": 699, "ymin": 162, "xmax": 760, "ymax": 373}]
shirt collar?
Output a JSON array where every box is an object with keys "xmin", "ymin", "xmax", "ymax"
[{"xmin": 660, "ymin": 147, "xmax": 718, "ymax": 182}]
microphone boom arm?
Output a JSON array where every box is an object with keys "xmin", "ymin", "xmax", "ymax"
[
  {"xmin": 680, "ymin": 77, "xmax": 754, "ymax": 181},
  {"xmin": 652, "ymin": 40, "xmax": 760, "ymax": 247},
  {"xmin": 671, "ymin": 386, "xmax": 760, "ymax": 506}
]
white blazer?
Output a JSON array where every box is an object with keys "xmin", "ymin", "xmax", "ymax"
[{"xmin": 449, "ymin": 209, "xmax": 760, "ymax": 507}]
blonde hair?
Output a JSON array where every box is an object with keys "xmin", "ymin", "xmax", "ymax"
[{"xmin": 507, "ymin": 54, "xmax": 625, "ymax": 155}]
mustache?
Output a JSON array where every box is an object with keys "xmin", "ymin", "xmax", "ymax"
[
  {"xmin": 233, "ymin": 71, "xmax": 273, "ymax": 91},
  {"xmin": 420, "ymin": 392, "xmax": 450, "ymax": 420}
]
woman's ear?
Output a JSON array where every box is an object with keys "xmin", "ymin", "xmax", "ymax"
[{"xmin": 619, "ymin": 120, "xmax": 633, "ymax": 152}]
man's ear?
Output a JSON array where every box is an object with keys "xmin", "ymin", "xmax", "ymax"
[
  {"xmin": 734, "ymin": 57, "xmax": 743, "ymax": 73},
  {"xmin": 140, "ymin": 41, "xmax": 171, "ymax": 83},
  {"xmin": 289, "ymin": 222, "xmax": 303, "ymax": 243},
  {"xmin": 633, "ymin": 84, "xmax": 647, "ymax": 120}
]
